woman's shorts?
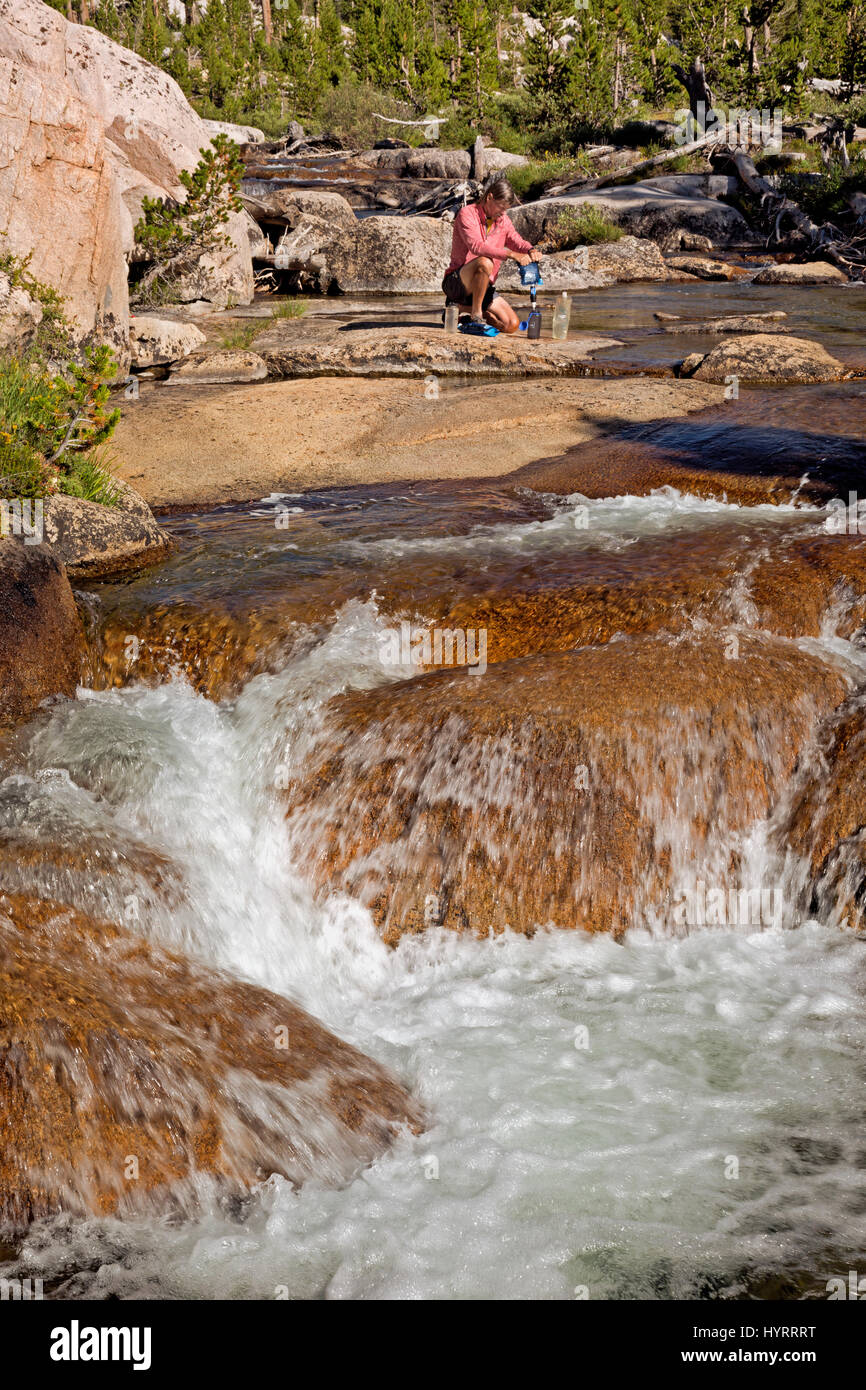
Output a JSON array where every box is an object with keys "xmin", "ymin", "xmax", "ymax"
[{"xmin": 442, "ymin": 267, "xmax": 496, "ymax": 311}]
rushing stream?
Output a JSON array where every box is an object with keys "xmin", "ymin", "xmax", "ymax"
[{"xmin": 3, "ymin": 286, "xmax": 866, "ymax": 1299}]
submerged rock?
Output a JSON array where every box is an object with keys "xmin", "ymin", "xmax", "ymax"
[
  {"xmin": 688, "ymin": 334, "xmax": 847, "ymax": 384},
  {"xmin": 416, "ymin": 531, "xmax": 866, "ymax": 668},
  {"xmin": 0, "ymin": 893, "xmax": 422, "ymax": 1234},
  {"xmin": 661, "ymin": 312, "xmax": 788, "ymax": 334},
  {"xmin": 282, "ymin": 633, "xmax": 849, "ymax": 941},
  {"xmin": 0, "ymin": 543, "xmax": 84, "ymax": 725}
]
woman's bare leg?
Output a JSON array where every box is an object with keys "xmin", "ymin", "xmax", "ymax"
[
  {"xmin": 485, "ymin": 296, "xmax": 521, "ymax": 334},
  {"xmin": 458, "ymin": 256, "xmax": 495, "ymax": 320}
]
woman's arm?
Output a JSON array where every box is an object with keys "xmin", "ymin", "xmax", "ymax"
[{"xmin": 503, "ymin": 217, "xmax": 535, "ymax": 255}]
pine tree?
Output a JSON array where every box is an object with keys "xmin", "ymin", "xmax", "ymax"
[
  {"xmin": 450, "ymin": 0, "xmax": 498, "ymax": 123},
  {"xmin": 524, "ymin": 0, "xmax": 576, "ymax": 129}
]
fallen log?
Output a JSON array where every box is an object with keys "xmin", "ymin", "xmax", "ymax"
[
  {"xmin": 545, "ymin": 132, "xmax": 725, "ymax": 197},
  {"xmin": 720, "ymin": 147, "xmax": 865, "ymax": 281}
]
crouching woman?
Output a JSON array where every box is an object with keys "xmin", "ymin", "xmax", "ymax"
[{"xmin": 442, "ymin": 176, "xmax": 540, "ymax": 334}]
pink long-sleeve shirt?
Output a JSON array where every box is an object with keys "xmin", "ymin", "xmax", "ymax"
[{"xmin": 446, "ymin": 202, "xmax": 533, "ymax": 283}]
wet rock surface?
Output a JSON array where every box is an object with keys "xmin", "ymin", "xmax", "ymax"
[
  {"xmin": 282, "ymin": 634, "xmax": 850, "ymax": 942},
  {"xmin": 0, "ymin": 893, "xmax": 422, "ymax": 1233},
  {"xmin": 0, "ymin": 543, "xmax": 84, "ymax": 725}
]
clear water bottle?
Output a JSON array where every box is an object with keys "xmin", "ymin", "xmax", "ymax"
[
  {"xmin": 552, "ymin": 292, "xmax": 571, "ymax": 340},
  {"xmin": 444, "ymin": 303, "xmax": 460, "ymax": 333}
]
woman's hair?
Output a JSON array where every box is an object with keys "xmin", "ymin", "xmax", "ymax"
[{"xmin": 478, "ymin": 175, "xmax": 517, "ymax": 207}]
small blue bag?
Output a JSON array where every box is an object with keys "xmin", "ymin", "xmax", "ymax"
[{"xmin": 519, "ymin": 262, "xmax": 543, "ymax": 287}]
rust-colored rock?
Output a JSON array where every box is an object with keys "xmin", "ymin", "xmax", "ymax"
[
  {"xmin": 783, "ymin": 700, "xmax": 866, "ymax": 931},
  {"xmin": 0, "ymin": 894, "xmax": 422, "ymax": 1234},
  {"xmin": 283, "ymin": 634, "xmax": 850, "ymax": 942},
  {"xmin": 418, "ymin": 532, "xmax": 866, "ymax": 668},
  {"xmin": 0, "ymin": 542, "xmax": 84, "ymax": 725}
]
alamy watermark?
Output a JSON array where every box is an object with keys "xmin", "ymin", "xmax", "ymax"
[
  {"xmin": 824, "ymin": 492, "xmax": 866, "ymax": 534},
  {"xmin": 0, "ymin": 1276, "xmax": 44, "ymax": 1300},
  {"xmin": 672, "ymin": 881, "xmax": 783, "ymax": 928},
  {"xmin": 378, "ymin": 620, "xmax": 487, "ymax": 675},
  {"xmin": 674, "ymin": 102, "xmax": 783, "ymax": 152},
  {"xmin": 0, "ymin": 497, "xmax": 43, "ymax": 544}
]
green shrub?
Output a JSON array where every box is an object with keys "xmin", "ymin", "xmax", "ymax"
[
  {"xmin": 0, "ymin": 248, "xmax": 74, "ymax": 360},
  {"xmin": 508, "ymin": 157, "xmax": 590, "ymax": 203},
  {"xmin": 133, "ymin": 134, "xmax": 243, "ymax": 307},
  {"xmin": 218, "ymin": 322, "xmax": 261, "ymax": 350},
  {"xmin": 777, "ymin": 151, "xmax": 866, "ymax": 223},
  {"xmin": 60, "ymin": 444, "xmax": 125, "ymax": 506},
  {"xmin": 313, "ymin": 80, "xmax": 418, "ymax": 149},
  {"xmin": 0, "ymin": 346, "xmax": 120, "ymax": 503},
  {"xmin": 271, "ymin": 298, "xmax": 306, "ymax": 320},
  {"xmin": 550, "ymin": 204, "xmax": 623, "ymax": 249}
]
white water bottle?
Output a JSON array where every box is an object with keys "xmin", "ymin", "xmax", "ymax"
[{"xmin": 552, "ymin": 292, "xmax": 571, "ymax": 340}]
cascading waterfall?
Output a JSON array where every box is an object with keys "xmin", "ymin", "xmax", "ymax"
[{"xmin": 2, "ymin": 477, "xmax": 866, "ymax": 1299}]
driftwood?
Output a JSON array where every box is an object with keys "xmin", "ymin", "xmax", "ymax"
[
  {"xmin": 592, "ymin": 132, "xmax": 724, "ymax": 189},
  {"xmin": 721, "ymin": 147, "xmax": 865, "ymax": 280},
  {"xmin": 545, "ymin": 132, "xmax": 725, "ymax": 197}
]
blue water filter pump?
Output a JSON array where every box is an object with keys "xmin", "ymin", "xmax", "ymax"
[{"xmin": 519, "ymin": 261, "xmax": 543, "ymax": 334}]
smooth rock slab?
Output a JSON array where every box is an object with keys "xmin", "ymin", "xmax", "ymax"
[
  {"xmin": 510, "ymin": 185, "xmax": 750, "ymax": 248},
  {"xmin": 753, "ymin": 261, "xmax": 849, "ymax": 285},
  {"xmin": 169, "ymin": 349, "xmax": 269, "ymax": 385},
  {"xmin": 666, "ymin": 254, "xmax": 748, "ymax": 281},
  {"xmin": 662, "ymin": 313, "xmax": 789, "ymax": 334},
  {"xmin": 255, "ymin": 325, "xmax": 623, "ymax": 378}
]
